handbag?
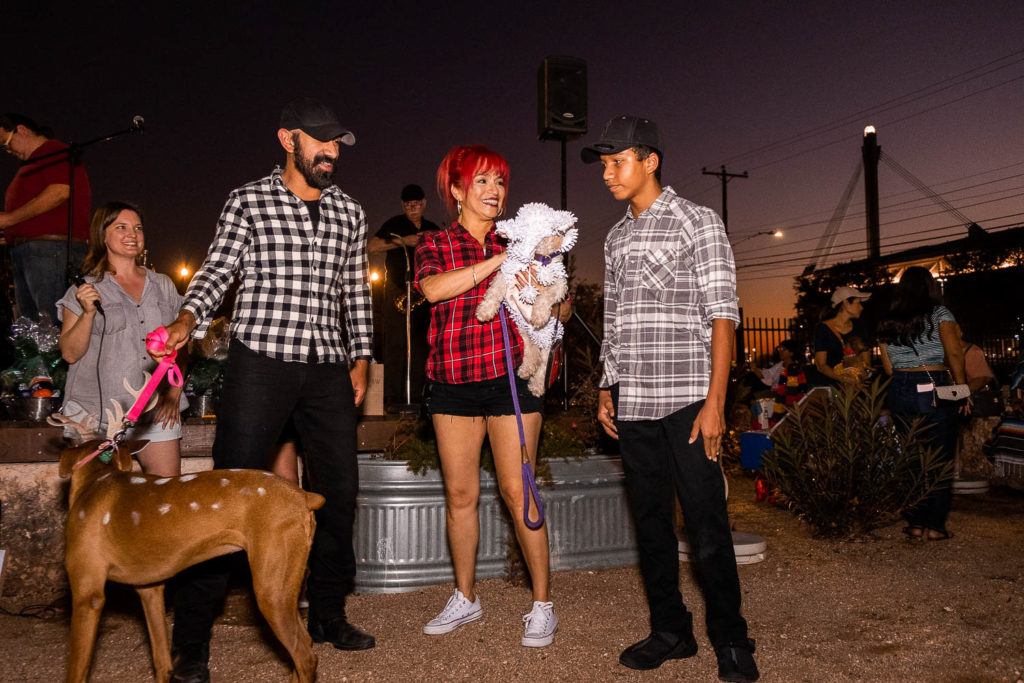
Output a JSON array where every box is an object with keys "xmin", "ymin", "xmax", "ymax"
[
  {"xmin": 970, "ymin": 381, "xmax": 1004, "ymax": 418},
  {"xmin": 934, "ymin": 383, "xmax": 971, "ymax": 401}
]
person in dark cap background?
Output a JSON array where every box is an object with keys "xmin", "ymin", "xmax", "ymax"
[
  {"xmin": 583, "ymin": 114, "xmax": 759, "ymax": 682},
  {"xmin": 368, "ymin": 183, "xmax": 440, "ymax": 409},
  {"xmin": 151, "ymin": 96, "xmax": 375, "ymax": 681}
]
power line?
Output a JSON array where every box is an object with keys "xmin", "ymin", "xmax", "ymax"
[
  {"xmin": 732, "ymin": 163, "xmax": 1024, "ymax": 236},
  {"xmin": 736, "ymin": 215, "xmax": 1024, "ymax": 271},
  {"xmin": 734, "ymin": 187, "xmax": 1024, "ymax": 260},
  {"xmin": 716, "ymin": 49, "xmax": 1024, "ymax": 167}
]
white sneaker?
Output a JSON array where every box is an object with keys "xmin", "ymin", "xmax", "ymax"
[
  {"xmin": 521, "ymin": 601, "xmax": 557, "ymax": 647},
  {"xmin": 423, "ymin": 589, "xmax": 483, "ymax": 635}
]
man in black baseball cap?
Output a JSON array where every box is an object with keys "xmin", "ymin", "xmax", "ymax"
[
  {"xmin": 584, "ymin": 113, "xmax": 759, "ymax": 682},
  {"xmin": 368, "ymin": 183, "xmax": 440, "ymax": 410},
  {"xmin": 162, "ymin": 97, "xmax": 375, "ymax": 681},
  {"xmin": 580, "ymin": 114, "xmax": 662, "ymax": 164},
  {"xmin": 280, "ymin": 96, "xmax": 356, "ymax": 145}
]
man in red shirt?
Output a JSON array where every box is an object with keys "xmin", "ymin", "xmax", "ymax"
[{"xmin": 0, "ymin": 113, "xmax": 91, "ymax": 321}]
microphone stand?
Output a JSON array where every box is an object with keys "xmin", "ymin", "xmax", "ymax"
[
  {"xmin": 392, "ymin": 233, "xmax": 418, "ymax": 415},
  {"xmin": 23, "ymin": 118, "xmax": 144, "ymax": 287}
]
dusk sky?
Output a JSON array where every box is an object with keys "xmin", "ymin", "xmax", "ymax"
[{"xmin": 4, "ymin": 1, "xmax": 1022, "ymax": 323}]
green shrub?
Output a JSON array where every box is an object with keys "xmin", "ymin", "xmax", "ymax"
[
  {"xmin": 386, "ymin": 417, "xmax": 589, "ymax": 480},
  {"xmin": 761, "ymin": 378, "xmax": 952, "ymax": 538}
]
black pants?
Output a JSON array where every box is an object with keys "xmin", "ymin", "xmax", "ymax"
[
  {"xmin": 615, "ymin": 393, "xmax": 748, "ymax": 647},
  {"xmin": 887, "ymin": 370, "xmax": 957, "ymax": 532},
  {"xmin": 172, "ymin": 339, "xmax": 359, "ymax": 648}
]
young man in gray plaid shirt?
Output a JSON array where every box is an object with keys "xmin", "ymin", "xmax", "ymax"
[
  {"xmin": 152, "ymin": 97, "xmax": 374, "ymax": 681},
  {"xmin": 582, "ymin": 115, "xmax": 759, "ymax": 682}
]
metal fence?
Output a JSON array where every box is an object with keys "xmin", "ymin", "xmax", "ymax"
[{"xmin": 739, "ymin": 316, "xmax": 1022, "ymax": 382}]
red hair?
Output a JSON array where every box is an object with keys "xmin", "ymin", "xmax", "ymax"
[{"xmin": 435, "ymin": 145, "xmax": 510, "ymax": 219}]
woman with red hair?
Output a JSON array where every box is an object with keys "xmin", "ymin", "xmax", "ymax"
[{"xmin": 414, "ymin": 145, "xmax": 556, "ymax": 647}]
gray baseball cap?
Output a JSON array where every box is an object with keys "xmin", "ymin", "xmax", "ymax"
[
  {"xmin": 581, "ymin": 114, "xmax": 661, "ymax": 163},
  {"xmin": 280, "ymin": 97, "xmax": 355, "ymax": 145}
]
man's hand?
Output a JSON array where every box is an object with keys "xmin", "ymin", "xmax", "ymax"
[
  {"xmin": 149, "ymin": 311, "xmax": 195, "ymax": 361},
  {"xmin": 689, "ymin": 402, "xmax": 726, "ymax": 461},
  {"xmin": 350, "ymin": 359, "xmax": 369, "ymax": 407},
  {"xmin": 597, "ymin": 388, "xmax": 618, "ymax": 439}
]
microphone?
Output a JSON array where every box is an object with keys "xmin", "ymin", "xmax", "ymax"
[
  {"xmin": 71, "ymin": 273, "xmax": 104, "ymax": 315},
  {"xmin": 131, "ymin": 115, "xmax": 145, "ymax": 132}
]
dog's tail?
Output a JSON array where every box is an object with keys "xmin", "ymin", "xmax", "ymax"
[{"xmin": 304, "ymin": 491, "xmax": 326, "ymax": 511}]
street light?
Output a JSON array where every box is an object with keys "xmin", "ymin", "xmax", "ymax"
[{"xmin": 731, "ymin": 229, "xmax": 783, "ymax": 245}]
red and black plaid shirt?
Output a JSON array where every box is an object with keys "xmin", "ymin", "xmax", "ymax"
[{"xmin": 415, "ymin": 224, "xmax": 523, "ymax": 384}]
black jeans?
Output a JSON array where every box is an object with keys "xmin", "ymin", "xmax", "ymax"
[
  {"xmin": 886, "ymin": 370, "xmax": 957, "ymax": 532},
  {"xmin": 615, "ymin": 391, "xmax": 748, "ymax": 647},
  {"xmin": 172, "ymin": 339, "xmax": 359, "ymax": 648}
]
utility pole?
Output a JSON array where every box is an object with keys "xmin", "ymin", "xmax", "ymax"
[
  {"xmin": 702, "ymin": 165, "xmax": 749, "ymax": 233},
  {"xmin": 862, "ymin": 126, "xmax": 881, "ymax": 260}
]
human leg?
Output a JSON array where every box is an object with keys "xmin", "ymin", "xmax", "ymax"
[
  {"xmin": 17, "ymin": 240, "xmax": 84, "ymax": 323},
  {"xmin": 270, "ymin": 442, "xmax": 301, "ymax": 484},
  {"xmin": 487, "ymin": 412, "xmax": 549, "ymax": 601},
  {"xmin": 616, "ymin": 417, "xmax": 691, "ymax": 634},
  {"xmin": 136, "ymin": 439, "xmax": 182, "ymax": 477},
  {"xmin": 662, "ymin": 401, "xmax": 749, "ymax": 648},
  {"xmin": 888, "ymin": 371, "xmax": 947, "ymax": 531},
  {"xmin": 171, "ymin": 341, "xmax": 299, "ymax": 673},
  {"xmin": 291, "ymin": 359, "xmax": 375, "ymax": 650},
  {"xmin": 10, "ymin": 243, "xmax": 39, "ymax": 320},
  {"xmin": 617, "ymin": 413, "xmax": 700, "ymax": 669},
  {"xmin": 432, "ymin": 414, "xmax": 488, "ymax": 599}
]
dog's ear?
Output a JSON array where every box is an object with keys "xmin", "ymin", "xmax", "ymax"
[
  {"xmin": 58, "ymin": 440, "xmax": 103, "ymax": 477},
  {"xmin": 117, "ymin": 440, "xmax": 151, "ymax": 471}
]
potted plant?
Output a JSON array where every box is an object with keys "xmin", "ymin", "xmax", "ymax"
[{"xmin": 353, "ymin": 414, "xmax": 637, "ymax": 593}]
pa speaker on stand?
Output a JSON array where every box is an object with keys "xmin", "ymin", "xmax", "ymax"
[{"xmin": 538, "ymin": 56, "xmax": 587, "ymax": 141}]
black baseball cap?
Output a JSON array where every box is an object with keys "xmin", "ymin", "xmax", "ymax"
[
  {"xmin": 581, "ymin": 114, "xmax": 661, "ymax": 163},
  {"xmin": 280, "ymin": 97, "xmax": 355, "ymax": 145},
  {"xmin": 401, "ymin": 184, "xmax": 425, "ymax": 202}
]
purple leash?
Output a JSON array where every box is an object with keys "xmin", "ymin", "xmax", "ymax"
[{"xmin": 497, "ymin": 305, "xmax": 545, "ymax": 530}]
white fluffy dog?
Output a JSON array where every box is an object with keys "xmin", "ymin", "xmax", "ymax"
[{"xmin": 475, "ymin": 202, "xmax": 578, "ymax": 396}]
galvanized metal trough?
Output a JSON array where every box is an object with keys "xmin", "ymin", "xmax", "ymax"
[{"xmin": 353, "ymin": 454, "xmax": 638, "ymax": 593}]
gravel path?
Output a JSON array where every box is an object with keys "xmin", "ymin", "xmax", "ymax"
[{"xmin": 4, "ymin": 476, "xmax": 1023, "ymax": 682}]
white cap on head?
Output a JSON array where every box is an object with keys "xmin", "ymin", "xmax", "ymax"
[{"xmin": 831, "ymin": 286, "xmax": 871, "ymax": 306}]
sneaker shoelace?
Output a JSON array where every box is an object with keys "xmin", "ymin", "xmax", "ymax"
[
  {"xmin": 523, "ymin": 602, "xmax": 554, "ymax": 634},
  {"xmin": 437, "ymin": 591, "xmax": 470, "ymax": 621}
]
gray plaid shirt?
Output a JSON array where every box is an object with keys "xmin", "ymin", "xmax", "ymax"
[
  {"xmin": 183, "ymin": 168, "xmax": 373, "ymax": 364},
  {"xmin": 600, "ymin": 186, "xmax": 740, "ymax": 420}
]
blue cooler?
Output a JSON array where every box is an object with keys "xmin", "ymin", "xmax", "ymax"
[{"xmin": 740, "ymin": 431, "xmax": 773, "ymax": 470}]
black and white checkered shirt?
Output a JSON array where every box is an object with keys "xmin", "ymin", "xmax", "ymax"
[
  {"xmin": 183, "ymin": 168, "xmax": 373, "ymax": 364},
  {"xmin": 600, "ymin": 186, "xmax": 740, "ymax": 420}
]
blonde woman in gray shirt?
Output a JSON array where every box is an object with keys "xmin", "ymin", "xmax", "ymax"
[{"xmin": 58, "ymin": 201, "xmax": 187, "ymax": 476}]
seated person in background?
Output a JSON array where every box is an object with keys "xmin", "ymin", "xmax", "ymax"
[
  {"xmin": 771, "ymin": 340, "xmax": 808, "ymax": 424},
  {"xmin": 755, "ymin": 339, "xmax": 800, "ymax": 390}
]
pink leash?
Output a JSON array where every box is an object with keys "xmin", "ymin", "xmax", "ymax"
[
  {"xmin": 74, "ymin": 326, "xmax": 182, "ymax": 470},
  {"xmin": 126, "ymin": 327, "xmax": 183, "ymax": 422}
]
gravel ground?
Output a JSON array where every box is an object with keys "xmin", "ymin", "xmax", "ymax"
[{"xmin": 4, "ymin": 475, "xmax": 1023, "ymax": 682}]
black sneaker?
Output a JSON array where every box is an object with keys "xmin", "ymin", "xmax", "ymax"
[
  {"xmin": 716, "ymin": 638, "xmax": 759, "ymax": 682},
  {"xmin": 170, "ymin": 643, "xmax": 210, "ymax": 683},
  {"xmin": 620, "ymin": 630, "xmax": 699, "ymax": 670},
  {"xmin": 308, "ymin": 615, "xmax": 376, "ymax": 650}
]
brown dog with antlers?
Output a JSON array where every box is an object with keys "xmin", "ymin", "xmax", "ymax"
[{"xmin": 54, "ymin": 404, "xmax": 324, "ymax": 682}]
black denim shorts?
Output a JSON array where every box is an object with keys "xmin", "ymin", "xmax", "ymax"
[{"xmin": 426, "ymin": 375, "xmax": 544, "ymax": 417}]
